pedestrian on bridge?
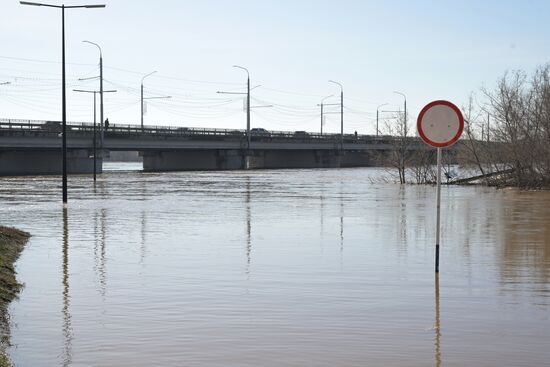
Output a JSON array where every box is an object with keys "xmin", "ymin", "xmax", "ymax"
[{"xmin": 104, "ymin": 118, "xmax": 110, "ymax": 131}]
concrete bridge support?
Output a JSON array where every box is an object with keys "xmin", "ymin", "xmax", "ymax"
[
  {"xmin": 340, "ymin": 151, "xmax": 374, "ymax": 167},
  {"xmin": 0, "ymin": 149, "xmax": 101, "ymax": 175},
  {"xmin": 142, "ymin": 149, "xmax": 351, "ymax": 171},
  {"xmin": 142, "ymin": 150, "xmax": 244, "ymax": 171},
  {"xmin": 258, "ymin": 150, "xmax": 341, "ymax": 169}
]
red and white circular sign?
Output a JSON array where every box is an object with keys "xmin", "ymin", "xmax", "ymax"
[{"xmin": 417, "ymin": 100, "xmax": 464, "ymax": 148}]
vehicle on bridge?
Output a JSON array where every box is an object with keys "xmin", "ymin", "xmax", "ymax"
[
  {"xmin": 43, "ymin": 121, "xmax": 62, "ymax": 132},
  {"xmin": 251, "ymin": 127, "xmax": 270, "ymax": 141},
  {"xmin": 293, "ymin": 130, "xmax": 309, "ymax": 139}
]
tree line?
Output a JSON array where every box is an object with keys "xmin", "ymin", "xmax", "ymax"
[{"xmin": 380, "ymin": 63, "xmax": 550, "ymax": 189}]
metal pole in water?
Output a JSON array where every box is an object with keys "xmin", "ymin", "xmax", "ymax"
[
  {"xmin": 93, "ymin": 91, "xmax": 97, "ymax": 182},
  {"xmin": 61, "ymin": 4, "xmax": 67, "ymax": 205},
  {"xmin": 435, "ymin": 147, "xmax": 442, "ymax": 273}
]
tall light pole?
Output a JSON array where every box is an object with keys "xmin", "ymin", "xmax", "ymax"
[
  {"xmin": 329, "ymin": 80, "xmax": 344, "ymax": 149},
  {"xmin": 394, "ymin": 91, "xmax": 407, "ymax": 136},
  {"xmin": 140, "ymin": 71, "xmax": 171, "ymax": 131},
  {"xmin": 376, "ymin": 103, "xmax": 388, "ymax": 137},
  {"xmin": 233, "ymin": 65, "xmax": 250, "ymax": 148},
  {"xmin": 141, "ymin": 71, "xmax": 156, "ymax": 130},
  {"xmin": 74, "ymin": 89, "xmax": 116, "ymax": 181},
  {"xmin": 20, "ymin": 1, "xmax": 105, "ymax": 206},
  {"xmin": 317, "ymin": 95, "xmax": 337, "ymax": 135},
  {"xmin": 82, "ymin": 40, "xmax": 104, "ymax": 144}
]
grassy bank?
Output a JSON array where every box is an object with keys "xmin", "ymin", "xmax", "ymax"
[{"xmin": 0, "ymin": 226, "xmax": 30, "ymax": 367}]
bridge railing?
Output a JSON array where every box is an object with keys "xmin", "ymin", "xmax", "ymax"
[{"xmin": 0, "ymin": 118, "xmax": 399, "ymax": 145}]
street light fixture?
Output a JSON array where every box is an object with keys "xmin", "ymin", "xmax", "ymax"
[
  {"xmin": 233, "ymin": 65, "xmax": 251, "ymax": 149},
  {"xmin": 73, "ymin": 89, "xmax": 116, "ymax": 182},
  {"xmin": 394, "ymin": 91, "xmax": 407, "ymax": 135},
  {"xmin": 329, "ymin": 80, "xmax": 344, "ymax": 149},
  {"xmin": 141, "ymin": 71, "xmax": 156, "ymax": 130},
  {"xmin": 20, "ymin": 1, "xmax": 105, "ymax": 206},
  {"xmin": 82, "ymin": 40, "xmax": 105, "ymax": 144},
  {"xmin": 140, "ymin": 71, "xmax": 171, "ymax": 131},
  {"xmin": 376, "ymin": 103, "xmax": 388, "ymax": 137},
  {"xmin": 317, "ymin": 95, "xmax": 338, "ymax": 135}
]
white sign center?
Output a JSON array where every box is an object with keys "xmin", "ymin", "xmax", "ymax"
[{"xmin": 417, "ymin": 100, "xmax": 464, "ymax": 148}]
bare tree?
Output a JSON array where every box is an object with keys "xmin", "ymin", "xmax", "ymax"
[
  {"xmin": 476, "ymin": 64, "xmax": 550, "ymax": 188},
  {"xmin": 381, "ymin": 111, "xmax": 412, "ymax": 184}
]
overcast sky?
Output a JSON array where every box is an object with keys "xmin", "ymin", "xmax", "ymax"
[{"xmin": 1, "ymin": 0, "xmax": 549, "ymax": 133}]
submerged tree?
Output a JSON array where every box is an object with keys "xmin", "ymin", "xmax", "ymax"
[
  {"xmin": 459, "ymin": 63, "xmax": 550, "ymax": 188},
  {"xmin": 382, "ymin": 111, "xmax": 412, "ymax": 184}
]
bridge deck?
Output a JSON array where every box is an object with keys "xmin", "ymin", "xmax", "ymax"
[{"xmin": 0, "ymin": 118, "xmax": 400, "ymax": 151}]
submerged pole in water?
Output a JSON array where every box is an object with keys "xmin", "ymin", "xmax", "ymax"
[
  {"xmin": 435, "ymin": 147, "xmax": 442, "ymax": 273},
  {"xmin": 417, "ymin": 100, "xmax": 464, "ymax": 273}
]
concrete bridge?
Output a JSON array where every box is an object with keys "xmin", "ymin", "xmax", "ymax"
[{"xmin": 0, "ymin": 118, "xmax": 419, "ymax": 175}]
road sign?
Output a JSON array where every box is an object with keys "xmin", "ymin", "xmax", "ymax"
[
  {"xmin": 417, "ymin": 100, "xmax": 464, "ymax": 148},
  {"xmin": 416, "ymin": 100, "xmax": 464, "ymax": 274}
]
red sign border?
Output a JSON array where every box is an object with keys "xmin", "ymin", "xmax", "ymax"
[{"xmin": 417, "ymin": 100, "xmax": 464, "ymax": 148}]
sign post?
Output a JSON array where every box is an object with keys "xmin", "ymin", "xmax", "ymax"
[{"xmin": 417, "ymin": 100, "xmax": 464, "ymax": 272}]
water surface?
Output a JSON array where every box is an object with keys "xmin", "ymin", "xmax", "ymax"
[{"xmin": 2, "ymin": 166, "xmax": 550, "ymax": 366}]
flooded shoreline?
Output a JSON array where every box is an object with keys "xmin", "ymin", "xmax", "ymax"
[
  {"xmin": 0, "ymin": 226, "xmax": 30, "ymax": 367},
  {"xmin": 2, "ymin": 167, "xmax": 549, "ymax": 366}
]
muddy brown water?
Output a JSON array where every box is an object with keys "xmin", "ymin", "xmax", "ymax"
[{"xmin": 2, "ymin": 165, "xmax": 550, "ymax": 366}]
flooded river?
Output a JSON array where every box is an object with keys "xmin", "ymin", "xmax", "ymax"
[{"xmin": 2, "ymin": 165, "xmax": 550, "ymax": 366}]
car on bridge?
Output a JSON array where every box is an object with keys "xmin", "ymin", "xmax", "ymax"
[
  {"xmin": 293, "ymin": 130, "xmax": 309, "ymax": 139},
  {"xmin": 42, "ymin": 121, "xmax": 62, "ymax": 132},
  {"xmin": 250, "ymin": 128, "xmax": 270, "ymax": 141}
]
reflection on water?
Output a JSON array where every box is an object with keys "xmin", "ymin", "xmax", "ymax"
[
  {"xmin": 434, "ymin": 274, "xmax": 441, "ymax": 367},
  {"xmin": 245, "ymin": 176, "xmax": 251, "ymax": 276},
  {"xmin": 61, "ymin": 208, "xmax": 72, "ymax": 367},
  {"xmin": 1, "ymin": 167, "xmax": 550, "ymax": 366}
]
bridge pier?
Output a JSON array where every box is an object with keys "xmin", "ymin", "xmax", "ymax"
[
  {"xmin": 142, "ymin": 149, "xmax": 245, "ymax": 171},
  {"xmin": 142, "ymin": 149, "xmax": 348, "ymax": 171},
  {"xmin": 340, "ymin": 151, "xmax": 373, "ymax": 167},
  {"xmin": 0, "ymin": 149, "xmax": 102, "ymax": 176},
  {"xmin": 261, "ymin": 150, "xmax": 341, "ymax": 169}
]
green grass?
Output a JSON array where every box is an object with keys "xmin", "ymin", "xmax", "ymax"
[
  {"xmin": 0, "ymin": 353, "xmax": 11, "ymax": 367},
  {"xmin": 0, "ymin": 226, "xmax": 30, "ymax": 367}
]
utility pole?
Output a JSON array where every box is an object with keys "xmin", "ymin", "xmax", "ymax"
[
  {"xmin": 100, "ymin": 50, "xmax": 103, "ymax": 143},
  {"xmin": 74, "ymin": 89, "xmax": 116, "ymax": 181},
  {"xmin": 329, "ymin": 80, "xmax": 344, "ymax": 149},
  {"xmin": 83, "ymin": 41, "xmax": 104, "ymax": 144},
  {"xmin": 394, "ymin": 91, "xmax": 407, "ymax": 136},
  {"xmin": 141, "ymin": 71, "xmax": 171, "ymax": 131},
  {"xmin": 218, "ymin": 68, "xmax": 271, "ymax": 151},
  {"xmin": 141, "ymin": 71, "xmax": 156, "ymax": 130},
  {"xmin": 317, "ymin": 95, "xmax": 337, "ymax": 135},
  {"xmin": 234, "ymin": 65, "xmax": 251, "ymax": 148},
  {"xmin": 20, "ymin": 1, "xmax": 106, "ymax": 206},
  {"xmin": 376, "ymin": 103, "xmax": 388, "ymax": 137}
]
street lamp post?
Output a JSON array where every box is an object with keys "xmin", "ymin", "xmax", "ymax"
[
  {"xmin": 394, "ymin": 91, "xmax": 407, "ymax": 135},
  {"xmin": 82, "ymin": 40, "xmax": 104, "ymax": 144},
  {"xmin": 233, "ymin": 65, "xmax": 251, "ymax": 148},
  {"xmin": 141, "ymin": 71, "xmax": 156, "ymax": 130},
  {"xmin": 317, "ymin": 95, "xmax": 337, "ymax": 135},
  {"xmin": 329, "ymin": 80, "xmax": 344, "ymax": 149},
  {"xmin": 74, "ymin": 89, "xmax": 116, "ymax": 181},
  {"xmin": 140, "ymin": 71, "xmax": 171, "ymax": 131},
  {"xmin": 376, "ymin": 103, "xmax": 388, "ymax": 137},
  {"xmin": 20, "ymin": 1, "xmax": 105, "ymax": 206}
]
